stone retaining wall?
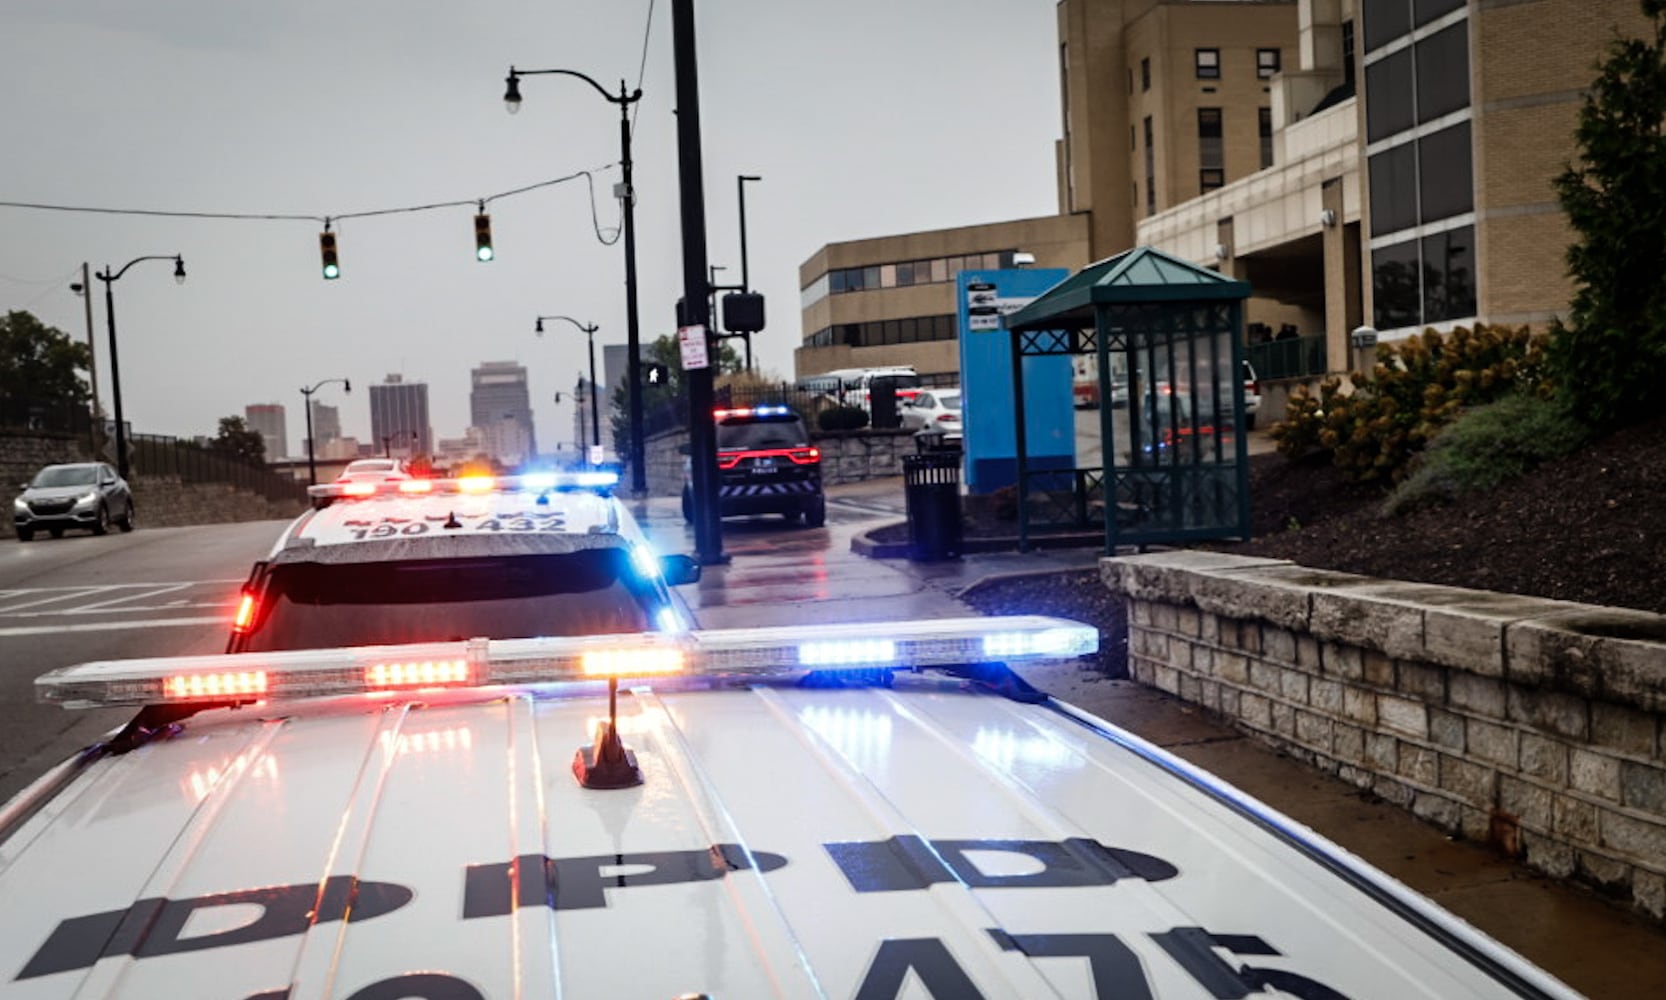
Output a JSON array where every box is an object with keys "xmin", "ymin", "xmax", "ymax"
[
  {"xmin": 1103, "ymin": 550, "xmax": 1666, "ymax": 920},
  {"xmin": 641, "ymin": 427, "xmax": 917, "ymax": 497}
]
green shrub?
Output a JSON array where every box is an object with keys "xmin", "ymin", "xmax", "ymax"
[
  {"xmin": 817, "ymin": 405, "xmax": 870, "ymax": 431},
  {"xmin": 1383, "ymin": 391, "xmax": 1590, "ymax": 516},
  {"xmin": 1270, "ymin": 324, "xmax": 1552, "ymax": 483}
]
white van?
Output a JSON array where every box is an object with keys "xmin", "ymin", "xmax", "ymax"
[{"xmin": 798, "ymin": 366, "xmax": 923, "ymax": 410}]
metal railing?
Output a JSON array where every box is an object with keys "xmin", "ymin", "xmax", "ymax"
[
  {"xmin": 1249, "ymin": 334, "xmax": 1328, "ymax": 382},
  {"xmin": 127, "ymin": 434, "xmax": 308, "ymax": 504}
]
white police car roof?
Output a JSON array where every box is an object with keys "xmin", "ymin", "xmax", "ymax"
[
  {"xmin": 0, "ymin": 618, "xmax": 1577, "ymax": 1000},
  {"xmin": 271, "ymin": 475, "xmax": 635, "ymax": 562}
]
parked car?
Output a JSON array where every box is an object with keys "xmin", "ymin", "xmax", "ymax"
[
  {"xmin": 1243, "ymin": 359, "xmax": 1262, "ymax": 428},
  {"xmin": 11, "ymin": 462, "xmax": 134, "ymax": 540},
  {"xmin": 900, "ymin": 388, "xmax": 963, "ymax": 438},
  {"xmin": 336, "ymin": 457, "xmax": 410, "ymax": 482}
]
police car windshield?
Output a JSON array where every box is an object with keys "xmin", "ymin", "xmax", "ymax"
[
  {"xmin": 32, "ymin": 466, "xmax": 97, "ymax": 487},
  {"xmin": 239, "ymin": 549, "xmax": 657, "ymax": 652},
  {"xmin": 717, "ymin": 416, "xmax": 809, "ymax": 451}
]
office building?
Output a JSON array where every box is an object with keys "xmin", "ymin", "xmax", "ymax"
[
  {"xmin": 310, "ymin": 401, "xmax": 341, "ymax": 447},
  {"xmin": 797, "ymin": 0, "xmax": 1297, "ymax": 382},
  {"xmin": 243, "ymin": 403, "xmax": 288, "ymax": 462},
  {"xmin": 469, "ymin": 361, "xmax": 536, "ymax": 463},
  {"xmin": 368, "ymin": 374, "xmax": 433, "ymax": 457}
]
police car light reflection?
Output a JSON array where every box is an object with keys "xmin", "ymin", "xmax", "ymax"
[
  {"xmin": 799, "ymin": 706, "xmax": 894, "ymax": 764},
  {"xmin": 183, "ymin": 751, "xmax": 281, "ymax": 804},
  {"xmin": 377, "ymin": 727, "xmax": 476, "ymax": 757},
  {"xmin": 972, "ymin": 726, "xmax": 1081, "ymax": 772}
]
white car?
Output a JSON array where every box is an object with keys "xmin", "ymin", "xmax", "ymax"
[
  {"xmin": 901, "ymin": 387, "xmax": 963, "ymax": 439},
  {"xmin": 2, "ymin": 606, "xmax": 1579, "ymax": 998}
]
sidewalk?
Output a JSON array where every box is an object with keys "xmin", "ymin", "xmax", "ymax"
[{"xmin": 633, "ymin": 480, "xmax": 1666, "ymax": 997}]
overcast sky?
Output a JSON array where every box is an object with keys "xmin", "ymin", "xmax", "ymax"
[{"xmin": 1, "ymin": 0, "xmax": 1062, "ymax": 455}]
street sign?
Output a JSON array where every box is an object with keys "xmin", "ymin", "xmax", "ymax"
[{"xmin": 678, "ymin": 324, "xmax": 709, "ymax": 370}]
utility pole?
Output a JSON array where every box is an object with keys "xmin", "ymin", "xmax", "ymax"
[{"xmin": 672, "ymin": 0, "xmax": 725, "ymax": 564}]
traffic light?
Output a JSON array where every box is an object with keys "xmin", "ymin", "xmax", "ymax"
[
  {"xmin": 474, "ymin": 210, "xmax": 494, "ymax": 262},
  {"xmin": 643, "ymin": 363, "xmax": 670, "ymax": 387},
  {"xmin": 319, "ymin": 231, "xmax": 340, "ymax": 280}
]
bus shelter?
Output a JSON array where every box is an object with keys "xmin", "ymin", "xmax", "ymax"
[{"xmin": 1000, "ymin": 246, "xmax": 1253, "ymax": 554}]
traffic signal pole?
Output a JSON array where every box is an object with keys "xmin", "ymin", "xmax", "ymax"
[{"xmin": 672, "ymin": 0, "xmax": 726, "ymax": 565}]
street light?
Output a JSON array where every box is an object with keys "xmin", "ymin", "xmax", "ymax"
[
  {"xmin": 94, "ymin": 254, "xmax": 185, "ymax": 479},
  {"xmin": 300, "ymin": 377, "xmax": 350, "ymax": 486},
  {"xmin": 505, "ymin": 65, "xmax": 647, "ymax": 496},
  {"xmin": 536, "ymin": 315, "xmax": 600, "ymax": 452}
]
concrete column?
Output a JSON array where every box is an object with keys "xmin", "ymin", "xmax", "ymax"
[{"xmin": 1320, "ymin": 178, "xmax": 1359, "ymax": 374}]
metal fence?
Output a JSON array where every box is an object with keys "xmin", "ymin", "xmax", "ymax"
[
  {"xmin": 128, "ymin": 434, "xmax": 308, "ymax": 504},
  {"xmin": 0, "ymin": 396, "xmax": 93, "ymax": 437},
  {"xmin": 1248, "ymin": 334, "xmax": 1328, "ymax": 382}
]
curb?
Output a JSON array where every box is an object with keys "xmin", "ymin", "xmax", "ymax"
[
  {"xmin": 851, "ymin": 523, "xmax": 1109, "ymax": 561},
  {"xmin": 950, "ymin": 563, "xmax": 1112, "ymax": 600}
]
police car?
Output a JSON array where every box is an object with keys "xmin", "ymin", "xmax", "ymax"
[
  {"xmin": 683, "ymin": 404, "xmax": 827, "ymax": 527},
  {"xmin": 0, "ymin": 597, "xmax": 1581, "ymax": 997},
  {"xmin": 230, "ymin": 471, "xmax": 698, "ymax": 652}
]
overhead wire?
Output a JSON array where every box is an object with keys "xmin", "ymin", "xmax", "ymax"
[{"xmin": 0, "ymin": 160, "xmax": 622, "ymax": 243}]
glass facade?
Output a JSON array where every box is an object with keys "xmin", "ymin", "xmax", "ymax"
[
  {"xmin": 801, "ymin": 250, "xmax": 1015, "ymax": 308},
  {"xmin": 804, "ymin": 314, "xmax": 959, "ymax": 349},
  {"xmin": 1364, "ymin": 0, "xmax": 1476, "ymax": 331}
]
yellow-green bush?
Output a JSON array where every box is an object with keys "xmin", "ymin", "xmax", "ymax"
[{"xmin": 1270, "ymin": 324, "xmax": 1551, "ymax": 483}]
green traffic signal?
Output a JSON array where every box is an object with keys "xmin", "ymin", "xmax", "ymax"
[
  {"xmin": 319, "ymin": 231, "xmax": 340, "ymax": 280},
  {"xmin": 474, "ymin": 212, "xmax": 494, "ymax": 263}
]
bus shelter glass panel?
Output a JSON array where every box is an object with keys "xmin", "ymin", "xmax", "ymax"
[{"xmin": 1103, "ymin": 301, "xmax": 1248, "ymax": 545}]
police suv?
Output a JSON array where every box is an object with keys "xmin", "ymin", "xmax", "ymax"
[
  {"xmin": 684, "ymin": 404, "xmax": 827, "ymax": 527},
  {"xmin": 0, "ymin": 479, "xmax": 1580, "ymax": 999}
]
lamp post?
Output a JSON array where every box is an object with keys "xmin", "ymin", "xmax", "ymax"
[
  {"xmin": 536, "ymin": 315, "xmax": 600, "ymax": 452},
  {"xmin": 506, "ymin": 66, "xmax": 646, "ymax": 496},
  {"xmin": 94, "ymin": 254, "xmax": 185, "ymax": 479},
  {"xmin": 300, "ymin": 377, "xmax": 350, "ymax": 486}
]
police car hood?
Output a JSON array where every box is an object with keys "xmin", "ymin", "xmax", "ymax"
[{"xmin": 0, "ymin": 681, "xmax": 1571, "ymax": 999}]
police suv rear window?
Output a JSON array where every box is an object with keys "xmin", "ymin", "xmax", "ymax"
[
  {"xmin": 240, "ymin": 549, "xmax": 655, "ymax": 651},
  {"xmin": 716, "ymin": 415, "xmax": 809, "ymax": 451}
]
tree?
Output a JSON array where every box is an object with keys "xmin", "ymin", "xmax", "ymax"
[
  {"xmin": 212, "ymin": 415, "xmax": 267, "ymax": 465},
  {"xmin": 609, "ymin": 333, "xmax": 744, "ymax": 455},
  {"xmin": 0, "ymin": 310, "xmax": 92, "ymax": 405},
  {"xmin": 1550, "ymin": 0, "xmax": 1666, "ymax": 430}
]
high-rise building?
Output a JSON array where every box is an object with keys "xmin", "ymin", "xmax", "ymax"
[
  {"xmin": 243, "ymin": 403, "xmax": 288, "ymax": 462},
  {"xmin": 310, "ymin": 401, "xmax": 341, "ymax": 446},
  {"xmin": 368, "ymin": 374, "xmax": 432, "ymax": 457},
  {"xmin": 469, "ymin": 361, "xmax": 536, "ymax": 463}
]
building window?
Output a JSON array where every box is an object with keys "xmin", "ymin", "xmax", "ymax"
[
  {"xmin": 1131, "ymin": 124, "xmax": 1136, "ymax": 151},
  {"xmin": 1414, "ymin": 0, "xmax": 1465, "ymax": 28},
  {"xmin": 1415, "ymin": 21, "xmax": 1470, "ymax": 124},
  {"xmin": 1144, "ymin": 115, "xmax": 1156, "ymax": 216},
  {"xmin": 1198, "ymin": 108, "xmax": 1224, "ymax": 192},
  {"xmin": 1342, "ymin": 19, "xmax": 1356, "ymax": 90},
  {"xmin": 1417, "ymin": 121, "xmax": 1474, "ymax": 222},
  {"xmin": 1367, "ymin": 143, "xmax": 1419, "ymax": 237},
  {"xmin": 1258, "ymin": 107, "xmax": 1274, "ymax": 169},
  {"xmin": 1141, "ymin": 57, "xmax": 1151, "ymax": 91},
  {"xmin": 1195, "ymin": 48, "xmax": 1220, "ymax": 80},
  {"xmin": 1128, "ymin": 67, "xmax": 1134, "ymax": 94},
  {"xmin": 1363, "ymin": 0, "xmax": 1411, "ymax": 53},
  {"xmin": 1422, "ymin": 226, "xmax": 1476, "ymax": 322},
  {"xmin": 1371, "ymin": 239, "xmax": 1421, "ymax": 329},
  {"xmin": 1364, "ymin": 47, "xmax": 1415, "ymax": 143},
  {"xmin": 1257, "ymin": 48, "xmax": 1281, "ymax": 80}
]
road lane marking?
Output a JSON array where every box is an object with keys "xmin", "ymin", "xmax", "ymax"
[
  {"xmin": 1, "ymin": 602, "xmax": 233, "ymax": 619},
  {"xmin": 0, "ymin": 616, "xmax": 227, "ymax": 637},
  {"xmin": 66, "ymin": 583, "xmax": 191, "ymax": 613},
  {"xmin": 0, "ymin": 587, "xmax": 112, "ymax": 614}
]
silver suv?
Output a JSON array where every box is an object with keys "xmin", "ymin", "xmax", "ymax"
[{"xmin": 12, "ymin": 462, "xmax": 135, "ymax": 541}]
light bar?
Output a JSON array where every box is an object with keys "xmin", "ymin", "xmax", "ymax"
[
  {"xmin": 307, "ymin": 472, "xmax": 619, "ymax": 503},
  {"xmin": 35, "ymin": 616, "xmax": 1097, "ymax": 709}
]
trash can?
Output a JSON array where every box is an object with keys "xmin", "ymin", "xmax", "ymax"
[{"xmin": 902, "ymin": 451, "xmax": 963, "ymax": 561}]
